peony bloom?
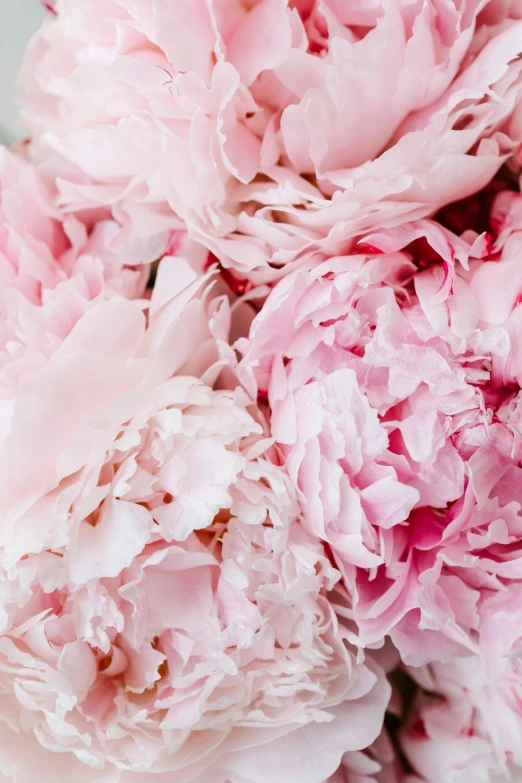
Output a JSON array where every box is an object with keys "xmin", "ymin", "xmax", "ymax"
[
  {"xmin": 400, "ymin": 579, "xmax": 522, "ymax": 780},
  {"xmin": 0, "ymin": 145, "xmax": 147, "ymax": 401},
  {"xmin": 400, "ymin": 683, "xmax": 505, "ymax": 782},
  {"xmin": 239, "ymin": 185, "xmax": 522, "ymax": 666},
  {"xmin": 19, "ymin": 0, "xmax": 522, "ymax": 281},
  {"xmin": 399, "ymin": 657, "xmax": 522, "ymax": 782},
  {"xmin": 0, "ymin": 260, "xmax": 389, "ymax": 782}
]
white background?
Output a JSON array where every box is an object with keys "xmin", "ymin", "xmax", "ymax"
[{"xmin": 0, "ymin": 1, "xmax": 46, "ymax": 144}]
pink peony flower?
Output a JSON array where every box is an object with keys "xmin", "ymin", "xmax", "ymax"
[
  {"xmin": 401, "ymin": 688, "xmax": 504, "ymax": 782},
  {"xmin": 399, "ymin": 580, "xmax": 522, "ymax": 779},
  {"xmin": 400, "ymin": 658, "xmax": 522, "ymax": 782},
  {"xmin": 0, "ymin": 146, "xmax": 147, "ymax": 401},
  {"xmin": 0, "ymin": 262, "xmax": 389, "ymax": 782},
  {"xmin": 239, "ymin": 186, "xmax": 522, "ymax": 666},
  {"xmin": 19, "ymin": 0, "xmax": 522, "ymax": 281}
]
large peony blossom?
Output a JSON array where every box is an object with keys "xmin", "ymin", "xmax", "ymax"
[
  {"xmin": 20, "ymin": 0, "xmax": 522, "ymax": 281},
  {"xmin": 239, "ymin": 184, "xmax": 522, "ymax": 667},
  {"xmin": 0, "ymin": 256, "xmax": 389, "ymax": 782}
]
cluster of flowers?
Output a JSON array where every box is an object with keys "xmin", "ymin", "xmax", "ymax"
[{"xmin": 2, "ymin": 0, "xmax": 522, "ymax": 780}]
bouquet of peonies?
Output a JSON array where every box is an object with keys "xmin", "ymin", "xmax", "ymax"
[{"xmin": 2, "ymin": 1, "xmax": 522, "ymax": 781}]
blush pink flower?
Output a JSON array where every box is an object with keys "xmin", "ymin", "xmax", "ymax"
[
  {"xmin": 19, "ymin": 0, "xmax": 522, "ymax": 281},
  {"xmin": 0, "ymin": 265, "xmax": 389, "ymax": 782},
  {"xmin": 406, "ymin": 583, "xmax": 522, "ymax": 779},
  {"xmin": 400, "ymin": 686, "xmax": 504, "ymax": 782},
  {"xmin": 239, "ymin": 186, "xmax": 522, "ymax": 666},
  {"xmin": 400, "ymin": 656, "xmax": 522, "ymax": 782}
]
